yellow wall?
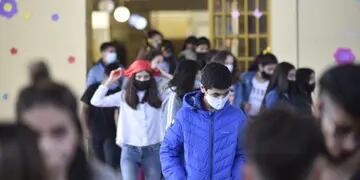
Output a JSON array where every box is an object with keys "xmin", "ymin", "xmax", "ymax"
[
  {"xmin": 0, "ymin": 0, "xmax": 88, "ymax": 120},
  {"xmin": 271, "ymin": 0, "xmax": 360, "ymax": 75}
]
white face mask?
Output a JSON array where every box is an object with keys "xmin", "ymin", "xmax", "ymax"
[
  {"xmin": 105, "ymin": 52, "xmax": 117, "ymax": 64},
  {"xmin": 204, "ymin": 93, "xmax": 229, "ymax": 110},
  {"xmin": 225, "ymin": 64, "xmax": 234, "ymax": 72}
]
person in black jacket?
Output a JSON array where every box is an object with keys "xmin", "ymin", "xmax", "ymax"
[{"xmin": 290, "ymin": 68, "xmax": 315, "ymax": 114}]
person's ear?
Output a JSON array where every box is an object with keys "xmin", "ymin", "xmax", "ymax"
[
  {"xmin": 312, "ymin": 99, "xmax": 323, "ymax": 121},
  {"xmin": 200, "ymin": 86, "xmax": 206, "ymax": 94}
]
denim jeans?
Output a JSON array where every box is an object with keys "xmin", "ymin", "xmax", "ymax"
[
  {"xmin": 92, "ymin": 137, "xmax": 120, "ymax": 169},
  {"xmin": 121, "ymin": 143, "xmax": 162, "ymax": 180}
]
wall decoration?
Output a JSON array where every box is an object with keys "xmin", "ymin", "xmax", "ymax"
[
  {"xmin": 51, "ymin": 13, "xmax": 60, "ymax": 22},
  {"xmin": 0, "ymin": 0, "xmax": 18, "ymax": 19},
  {"xmin": 334, "ymin": 47, "xmax": 356, "ymax": 64},
  {"xmin": 68, "ymin": 56, "xmax": 76, "ymax": 64},
  {"xmin": 253, "ymin": 8, "xmax": 263, "ymax": 19},
  {"xmin": 23, "ymin": 12, "xmax": 31, "ymax": 20},
  {"xmin": 10, "ymin": 47, "xmax": 18, "ymax": 55}
]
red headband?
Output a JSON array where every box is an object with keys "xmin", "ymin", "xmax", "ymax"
[{"xmin": 123, "ymin": 59, "xmax": 161, "ymax": 77}]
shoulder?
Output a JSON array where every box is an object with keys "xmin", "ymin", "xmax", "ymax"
[{"xmin": 227, "ymin": 105, "xmax": 247, "ymax": 122}]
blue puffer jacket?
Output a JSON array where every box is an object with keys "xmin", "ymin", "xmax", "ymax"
[{"xmin": 160, "ymin": 90, "xmax": 247, "ymax": 180}]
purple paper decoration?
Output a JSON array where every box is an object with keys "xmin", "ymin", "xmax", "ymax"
[
  {"xmin": 334, "ymin": 48, "xmax": 356, "ymax": 65},
  {"xmin": 0, "ymin": 0, "xmax": 18, "ymax": 19},
  {"xmin": 231, "ymin": 10, "xmax": 240, "ymax": 19},
  {"xmin": 51, "ymin": 13, "xmax": 60, "ymax": 22},
  {"xmin": 2, "ymin": 93, "xmax": 9, "ymax": 101},
  {"xmin": 253, "ymin": 8, "xmax": 263, "ymax": 19}
]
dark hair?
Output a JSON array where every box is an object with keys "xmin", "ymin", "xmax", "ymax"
[
  {"xmin": 100, "ymin": 42, "xmax": 115, "ymax": 52},
  {"xmin": 124, "ymin": 75, "xmax": 162, "ymax": 109},
  {"xmin": 319, "ymin": 64, "xmax": 360, "ymax": 120},
  {"xmin": 201, "ymin": 62, "xmax": 232, "ymax": 90},
  {"xmin": 245, "ymin": 107, "xmax": 325, "ymax": 180},
  {"xmin": 147, "ymin": 29, "xmax": 163, "ymax": 39},
  {"xmin": 29, "ymin": 61, "xmax": 51, "ymax": 84},
  {"xmin": 266, "ymin": 62, "xmax": 295, "ymax": 97},
  {"xmin": 16, "ymin": 81, "xmax": 92, "ymax": 180},
  {"xmin": 249, "ymin": 53, "xmax": 278, "ymax": 72},
  {"xmin": 211, "ymin": 50, "xmax": 240, "ymax": 83},
  {"xmin": 182, "ymin": 36, "xmax": 197, "ymax": 50},
  {"xmin": 295, "ymin": 68, "xmax": 315, "ymax": 94},
  {"xmin": 289, "ymin": 68, "xmax": 315, "ymax": 114},
  {"xmin": 145, "ymin": 49, "xmax": 163, "ymax": 62},
  {"xmin": 161, "ymin": 40, "xmax": 177, "ymax": 74},
  {"xmin": 196, "ymin": 37, "xmax": 211, "ymax": 47},
  {"xmin": 0, "ymin": 124, "xmax": 45, "ymax": 180},
  {"xmin": 169, "ymin": 60, "xmax": 201, "ymax": 98},
  {"xmin": 105, "ymin": 63, "xmax": 120, "ymax": 76}
]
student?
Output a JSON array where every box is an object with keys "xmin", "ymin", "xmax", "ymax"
[
  {"xmin": 137, "ymin": 29, "xmax": 164, "ymax": 59},
  {"xmin": 160, "ymin": 63, "xmax": 247, "ymax": 180},
  {"xmin": 195, "ymin": 37, "xmax": 211, "ymax": 68},
  {"xmin": 262, "ymin": 62, "xmax": 296, "ymax": 109},
  {"xmin": 239, "ymin": 53, "xmax": 278, "ymax": 116},
  {"xmin": 211, "ymin": 50, "xmax": 241, "ymax": 107},
  {"xmin": 313, "ymin": 65, "xmax": 360, "ymax": 180},
  {"xmin": 161, "ymin": 40, "xmax": 177, "ymax": 74},
  {"xmin": 161, "ymin": 60, "xmax": 201, "ymax": 130},
  {"xmin": 290, "ymin": 68, "xmax": 315, "ymax": 114},
  {"xmin": 244, "ymin": 107, "xmax": 325, "ymax": 180},
  {"xmin": 91, "ymin": 60, "xmax": 165, "ymax": 180},
  {"xmin": 0, "ymin": 124, "xmax": 45, "ymax": 180},
  {"xmin": 145, "ymin": 49, "xmax": 174, "ymax": 94},
  {"xmin": 87, "ymin": 42, "xmax": 121, "ymax": 87},
  {"xmin": 81, "ymin": 63, "xmax": 121, "ymax": 168},
  {"xmin": 178, "ymin": 36, "xmax": 197, "ymax": 61},
  {"xmin": 17, "ymin": 81, "xmax": 118, "ymax": 180}
]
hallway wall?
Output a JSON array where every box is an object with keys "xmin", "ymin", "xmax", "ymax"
[
  {"xmin": 271, "ymin": 0, "xmax": 360, "ymax": 75},
  {"xmin": 0, "ymin": 0, "xmax": 89, "ymax": 120}
]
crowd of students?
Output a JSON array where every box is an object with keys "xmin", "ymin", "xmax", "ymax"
[{"xmin": 1, "ymin": 29, "xmax": 360, "ymax": 180}]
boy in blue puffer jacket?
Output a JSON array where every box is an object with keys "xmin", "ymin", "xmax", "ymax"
[{"xmin": 160, "ymin": 63, "xmax": 247, "ymax": 180}]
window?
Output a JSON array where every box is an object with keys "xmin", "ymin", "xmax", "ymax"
[{"xmin": 209, "ymin": 0, "xmax": 271, "ymax": 71}]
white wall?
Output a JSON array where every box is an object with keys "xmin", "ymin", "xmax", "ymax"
[
  {"xmin": 0, "ymin": 0, "xmax": 88, "ymax": 121},
  {"xmin": 271, "ymin": 0, "xmax": 360, "ymax": 75}
]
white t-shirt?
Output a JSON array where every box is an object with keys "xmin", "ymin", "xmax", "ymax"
[{"xmin": 248, "ymin": 78, "xmax": 269, "ymax": 116}]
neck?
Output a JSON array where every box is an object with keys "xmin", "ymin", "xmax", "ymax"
[
  {"xmin": 255, "ymin": 72, "xmax": 267, "ymax": 82},
  {"xmin": 48, "ymin": 167, "xmax": 68, "ymax": 180}
]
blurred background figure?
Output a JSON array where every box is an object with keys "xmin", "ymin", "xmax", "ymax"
[
  {"xmin": 244, "ymin": 107, "xmax": 326, "ymax": 180},
  {"xmin": 137, "ymin": 29, "xmax": 164, "ymax": 59},
  {"xmin": 178, "ymin": 36, "xmax": 197, "ymax": 61}
]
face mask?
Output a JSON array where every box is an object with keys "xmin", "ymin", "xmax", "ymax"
[
  {"xmin": 204, "ymin": 93, "xmax": 229, "ymax": 110},
  {"xmin": 105, "ymin": 52, "xmax": 117, "ymax": 64},
  {"xmin": 134, "ymin": 80, "xmax": 151, "ymax": 91},
  {"xmin": 306, "ymin": 83, "xmax": 316, "ymax": 92},
  {"xmin": 261, "ymin": 71, "xmax": 272, "ymax": 80},
  {"xmin": 225, "ymin": 64, "xmax": 234, "ymax": 72}
]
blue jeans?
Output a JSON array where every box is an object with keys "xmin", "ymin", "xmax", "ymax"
[{"xmin": 121, "ymin": 143, "xmax": 162, "ymax": 180}]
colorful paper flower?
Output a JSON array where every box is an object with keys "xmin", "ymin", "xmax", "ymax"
[
  {"xmin": 334, "ymin": 48, "xmax": 356, "ymax": 65},
  {"xmin": 52, "ymin": 13, "xmax": 60, "ymax": 22},
  {"xmin": 68, "ymin": 56, "xmax": 76, "ymax": 64},
  {"xmin": 10, "ymin": 47, "xmax": 18, "ymax": 55},
  {"xmin": 0, "ymin": 0, "xmax": 18, "ymax": 19}
]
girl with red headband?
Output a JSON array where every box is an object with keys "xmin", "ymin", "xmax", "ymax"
[{"xmin": 91, "ymin": 59, "xmax": 165, "ymax": 180}]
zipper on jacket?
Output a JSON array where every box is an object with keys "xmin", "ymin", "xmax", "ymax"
[{"xmin": 210, "ymin": 114, "xmax": 214, "ymax": 180}]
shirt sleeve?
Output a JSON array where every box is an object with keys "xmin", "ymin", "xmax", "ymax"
[
  {"xmin": 90, "ymin": 85, "xmax": 122, "ymax": 108},
  {"xmin": 81, "ymin": 85, "xmax": 97, "ymax": 105},
  {"xmin": 86, "ymin": 68, "xmax": 97, "ymax": 87}
]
